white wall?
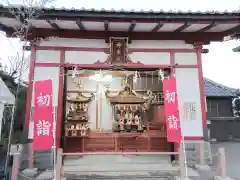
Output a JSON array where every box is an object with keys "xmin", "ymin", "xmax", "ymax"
[
  {"xmin": 36, "ymin": 50, "xmax": 61, "ymax": 63},
  {"xmin": 39, "ymin": 38, "xmax": 194, "ymax": 49},
  {"xmin": 175, "ymin": 68, "xmax": 203, "ymax": 137},
  {"xmin": 39, "ymin": 38, "xmax": 108, "ymax": 48},
  {"xmin": 128, "ymin": 40, "xmax": 194, "ymax": 49},
  {"xmin": 175, "ymin": 52, "xmax": 197, "ymax": 65},
  {"xmin": 129, "ymin": 52, "xmax": 170, "ymax": 65},
  {"xmin": 65, "ymin": 51, "xmax": 108, "ymax": 64},
  {"xmin": 37, "ymin": 38, "xmax": 196, "ymax": 66}
]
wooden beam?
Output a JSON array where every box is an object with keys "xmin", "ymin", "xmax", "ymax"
[
  {"xmin": 76, "ymin": 19, "xmax": 85, "ymax": 31},
  {"xmin": 46, "ymin": 20, "xmax": 61, "ymax": 29},
  {"xmin": 202, "ymin": 49, "xmax": 209, "ymax": 53},
  {"xmin": 128, "ymin": 21, "xmax": 136, "ymax": 44},
  {"xmin": 185, "ymin": 40, "xmax": 210, "ymax": 45},
  {"xmin": 104, "ymin": 20, "xmax": 109, "ymax": 43},
  {"xmin": 152, "ymin": 22, "xmax": 164, "ymax": 32},
  {"xmin": 128, "ymin": 21, "xmax": 136, "ymax": 32},
  {"xmin": 23, "ymin": 45, "xmax": 31, "ymax": 51},
  {"xmin": 224, "ymin": 24, "xmax": 240, "ymax": 35},
  {"xmin": 27, "ymin": 28, "xmax": 226, "ymax": 42},
  {"xmin": 174, "ymin": 22, "xmax": 191, "ymax": 32},
  {"xmin": 104, "ymin": 20, "xmax": 109, "ymax": 32},
  {"xmin": 0, "ymin": 23, "xmax": 14, "ymax": 34},
  {"xmin": 197, "ymin": 22, "xmax": 217, "ymax": 32}
]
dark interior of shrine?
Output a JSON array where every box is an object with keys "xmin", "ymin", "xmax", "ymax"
[{"xmin": 62, "ymin": 68, "xmax": 172, "ymax": 153}]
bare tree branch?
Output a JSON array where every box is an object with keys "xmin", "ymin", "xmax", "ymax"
[
  {"xmin": 1, "ymin": 0, "xmax": 58, "ymax": 81},
  {"xmin": 2, "ymin": 0, "xmax": 58, "ymax": 175}
]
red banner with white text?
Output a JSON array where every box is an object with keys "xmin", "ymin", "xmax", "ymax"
[
  {"xmin": 32, "ymin": 79, "xmax": 54, "ymax": 150},
  {"xmin": 163, "ymin": 77, "xmax": 182, "ymax": 143}
]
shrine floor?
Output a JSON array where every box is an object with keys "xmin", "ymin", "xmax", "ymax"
[{"xmin": 63, "ymin": 154, "xmax": 171, "ymax": 166}]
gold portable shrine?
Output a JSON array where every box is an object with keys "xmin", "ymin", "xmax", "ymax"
[{"xmin": 65, "ymin": 92, "xmax": 92, "ymax": 137}]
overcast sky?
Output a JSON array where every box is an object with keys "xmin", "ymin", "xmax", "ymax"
[{"xmin": 0, "ymin": 0, "xmax": 240, "ymax": 88}]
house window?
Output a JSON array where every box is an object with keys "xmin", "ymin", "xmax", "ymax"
[{"xmin": 207, "ymin": 99, "xmax": 233, "ymax": 117}]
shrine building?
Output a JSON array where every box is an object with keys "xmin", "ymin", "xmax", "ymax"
[{"xmin": 0, "ymin": 5, "xmax": 239, "ymax": 157}]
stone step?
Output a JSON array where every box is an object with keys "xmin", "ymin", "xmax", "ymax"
[
  {"xmin": 63, "ymin": 163, "xmax": 179, "ymax": 173},
  {"xmin": 24, "ymin": 165, "xmax": 199, "ymax": 179},
  {"xmin": 63, "ymin": 165, "xmax": 199, "ymax": 177},
  {"xmin": 64, "ymin": 174, "xmax": 174, "ymax": 180},
  {"xmin": 22, "ymin": 168, "xmax": 175, "ymax": 180}
]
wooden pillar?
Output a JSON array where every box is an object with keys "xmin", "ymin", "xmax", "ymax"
[
  {"xmin": 199, "ymin": 141, "xmax": 205, "ymax": 165},
  {"xmin": 218, "ymin": 148, "xmax": 227, "ymax": 177},
  {"xmin": 25, "ymin": 46, "xmax": 36, "ymax": 169},
  {"xmin": 11, "ymin": 147, "xmax": 23, "ymax": 180},
  {"xmin": 195, "ymin": 42, "xmax": 207, "ymax": 129},
  {"xmin": 99, "ymin": 92, "xmax": 102, "ymax": 132},
  {"xmin": 96, "ymin": 84, "xmax": 99, "ymax": 130},
  {"xmin": 147, "ymin": 136, "xmax": 151, "ymax": 151},
  {"xmin": 56, "ymin": 148, "xmax": 63, "ymax": 180},
  {"xmin": 24, "ymin": 46, "xmax": 36, "ymax": 129},
  {"xmin": 179, "ymin": 144, "xmax": 187, "ymax": 180},
  {"xmin": 28, "ymin": 143, "xmax": 34, "ymax": 168},
  {"xmin": 114, "ymin": 135, "xmax": 118, "ymax": 151},
  {"xmin": 12, "ymin": 154, "xmax": 21, "ymax": 180},
  {"xmin": 56, "ymin": 50, "xmax": 65, "ymax": 149}
]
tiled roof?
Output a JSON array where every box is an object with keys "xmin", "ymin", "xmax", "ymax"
[
  {"xmin": 204, "ymin": 78, "xmax": 237, "ymax": 97},
  {"xmin": 0, "ymin": 4, "xmax": 239, "ymax": 15},
  {"xmin": 233, "ymin": 46, "xmax": 240, "ymax": 52}
]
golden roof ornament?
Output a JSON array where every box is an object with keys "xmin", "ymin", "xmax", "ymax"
[{"xmin": 67, "ymin": 92, "xmax": 91, "ymax": 103}]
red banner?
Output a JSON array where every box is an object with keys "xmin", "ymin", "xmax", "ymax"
[
  {"xmin": 32, "ymin": 79, "xmax": 54, "ymax": 150},
  {"xmin": 163, "ymin": 77, "xmax": 182, "ymax": 143}
]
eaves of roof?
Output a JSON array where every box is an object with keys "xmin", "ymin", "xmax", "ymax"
[{"xmin": 0, "ymin": 4, "xmax": 239, "ymax": 21}]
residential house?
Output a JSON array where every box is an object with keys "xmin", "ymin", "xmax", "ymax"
[{"xmin": 204, "ymin": 78, "xmax": 239, "ymax": 141}]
